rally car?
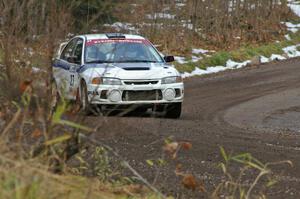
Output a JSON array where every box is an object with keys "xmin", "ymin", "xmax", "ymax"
[{"xmin": 52, "ymin": 33, "xmax": 184, "ymax": 118}]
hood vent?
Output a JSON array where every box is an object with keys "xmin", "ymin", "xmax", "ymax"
[{"xmin": 123, "ymin": 67, "xmax": 150, "ymax": 71}]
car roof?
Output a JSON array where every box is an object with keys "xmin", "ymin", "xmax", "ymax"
[{"xmin": 81, "ymin": 34, "xmax": 146, "ymax": 40}]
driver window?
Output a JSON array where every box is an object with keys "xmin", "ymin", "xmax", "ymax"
[
  {"xmin": 60, "ymin": 39, "xmax": 77, "ymax": 61},
  {"xmin": 73, "ymin": 39, "xmax": 83, "ymax": 64}
]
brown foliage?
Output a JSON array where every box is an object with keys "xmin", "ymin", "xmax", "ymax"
[
  {"xmin": 182, "ymin": 174, "xmax": 198, "ymax": 191},
  {"xmin": 19, "ymin": 80, "xmax": 33, "ymax": 94},
  {"xmin": 114, "ymin": 0, "xmax": 295, "ymax": 53}
]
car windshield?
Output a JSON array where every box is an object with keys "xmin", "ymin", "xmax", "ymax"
[{"xmin": 85, "ymin": 39, "xmax": 164, "ymax": 64}]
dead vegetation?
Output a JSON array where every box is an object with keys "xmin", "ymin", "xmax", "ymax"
[
  {"xmin": 112, "ymin": 0, "xmax": 296, "ymax": 55},
  {"xmin": 0, "ymin": 0, "xmax": 296, "ymax": 198}
]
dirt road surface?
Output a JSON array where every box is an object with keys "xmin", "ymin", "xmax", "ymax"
[{"xmin": 80, "ymin": 58, "xmax": 300, "ymax": 198}]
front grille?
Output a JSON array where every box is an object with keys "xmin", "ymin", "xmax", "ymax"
[
  {"xmin": 122, "ymin": 90, "xmax": 162, "ymax": 101},
  {"xmin": 124, "ymin": 80, "xmax": 159, "ymax": 85}
]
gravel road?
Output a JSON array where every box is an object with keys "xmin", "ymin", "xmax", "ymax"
[{"xmin": 81, "ymin": 58, "xmax": 300, "ymax": 198}]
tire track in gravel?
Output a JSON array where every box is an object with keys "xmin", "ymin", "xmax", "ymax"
[{"xmin": 79, "ymin": 58, "xmax": 300, "ymax": 198}]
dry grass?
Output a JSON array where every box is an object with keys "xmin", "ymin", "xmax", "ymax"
[
  {"xmin": 212, "ymin": 147, "xmax": 293, "ymax": 199},
  {"xmin": 0, "ymin": 148, "xmax": 155, "ymax": 199},
  {"xmin": 0, "ymin": 72, "xmax": 162, "ymax": 199}
]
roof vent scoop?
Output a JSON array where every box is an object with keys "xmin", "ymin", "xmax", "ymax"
[{"xmin": 106, "ymin": 33, "xmax": 126, "ymax": 39}]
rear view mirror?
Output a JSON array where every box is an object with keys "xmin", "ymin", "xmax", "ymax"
[{"xmin": 164, "ymin": 56, "xmax": 175, "ymax": 63}]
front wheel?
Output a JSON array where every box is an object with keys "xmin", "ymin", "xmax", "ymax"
[
  {"xmin": 164, "ymin": 103, "xmax": 182, "ymax": 119},
  {"xmin": 79, "ymin": 81, "xmax": 91, "ymax": 115},
  {"xmin": 50, "ymin": 79, "xmax": 60, "ymax": 114}
]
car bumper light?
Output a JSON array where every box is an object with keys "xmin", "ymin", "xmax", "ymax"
[
  {"xmin": 108, "ymin": 90, "xmax": 122, "ymax": 102},
  {"xmin": 164, "ymin": 88, "xmax": 176, "ymax": 101}
]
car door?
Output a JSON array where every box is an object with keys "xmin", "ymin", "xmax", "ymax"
[
  {"xmin": 53, "ymin": 38, "xmax": 77, "ymax": 99},
  {"xmin": 67, "ymin": 38, "xmax": 84, "ymax": 100}
]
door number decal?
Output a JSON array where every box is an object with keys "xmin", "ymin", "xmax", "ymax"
[{"xmin": 70, "ymin": 74, "xmax": 75, "ymax": 86}]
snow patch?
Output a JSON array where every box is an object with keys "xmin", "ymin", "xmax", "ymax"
[
  {"xmin": 146, "ymin": 13, "xmax": 175, "ymax": 20},
  {"xmin": 176, "ymin": 3, "xmax": 186, "ymax": 8},
  {"xmin": 191, "ymin": 56, "xmax": 202, "ymax": 63},
  {"xmin": 103, "ymin": 22, "xmax": 138, "ymax": 33},
  {"xmin": 288, "ymin": 0, "xmax": 300, "ymax": 17},
  {"xmin": 191, "ymin": 67, "xmax": 207, "ymax": 75},
  {"xmin": 260, "ymin": 56, "xmax": 270, "ymax": 64},
  {"xmin": 192, "ymin": 48, "xmax": 210, "ymax": 54},
  {"xmin": 181, "ymin": 60, "xmax": 251, "ymax": 78},
  {"xmin": 206, "ymin": 66, "xmax": 227, "ymax": 73},
  {"xmin": 174, "ymin": 56, "xmax": 188, "ymax": 64},
  {"xmin": 285, "ymin": 34, "xmax": 291, "ymax": 41},
  {"xmin": 32, "ymin": 67, "xmax": 41, "ymax": 73},
  {"xmin": 181, "ymin": 43, "xmax": 300, "ymax": 79},
  {"xmin": 283, "ymin": 22, "xmax": 300, "ymax": 33},
  {"xmin": 270, "ymin": 54, "xmax": 286, "ymax": 61},
  {"xmin": 226, "ymin": 59, "xmax": 251, "ymax": 69},
  {"xmin": 283, "ymin": 45, "xmax": 300, "ymax": 57}
]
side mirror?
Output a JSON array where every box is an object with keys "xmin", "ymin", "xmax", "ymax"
[{"xmin": 164, "ymin": 56, "xmax": 175, "ymax": 63}]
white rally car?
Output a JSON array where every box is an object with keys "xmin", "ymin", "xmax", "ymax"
[{"xmin": 53, "ymin": 33, "xmax": 184, "ymax": 118}]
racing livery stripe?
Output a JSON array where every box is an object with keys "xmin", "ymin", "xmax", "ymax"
[
  {"xmin": 53, "ymin": 60, "xmax": 70, "ymax": 70},
  {"xmin": 53, "ymin": 60, "xmax": 109, "ymax": 73}
]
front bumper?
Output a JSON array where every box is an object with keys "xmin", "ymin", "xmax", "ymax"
[{"xmin": 86, "ymin": 80, "xmax": 184, "ymax": 105}]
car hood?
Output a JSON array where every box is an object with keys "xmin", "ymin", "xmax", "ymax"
[{"xmin": 80, "ymin": 62, "xmax": 180, "ymax": 80}]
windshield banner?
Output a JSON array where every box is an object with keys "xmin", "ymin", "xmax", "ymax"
[{"xmin": 86, "ymin": 39, "xmax": 150, "ymax": 46}]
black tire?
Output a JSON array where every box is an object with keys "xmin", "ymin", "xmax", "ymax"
[
  {"xmin": 164, "ymin": 103, "xmax": 182, "ymax": 119},
  {"xmin": 80, "ymin": 80, "xmax": 91, "ymax": 115},
  {"xmin": 50, "ymin": 79, "xmax": 60, "ymax": 114}
]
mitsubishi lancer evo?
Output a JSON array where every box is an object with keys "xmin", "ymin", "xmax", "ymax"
[{"xmin": 53, "ymin": 33, "xmax": 184, "ymax": 118}]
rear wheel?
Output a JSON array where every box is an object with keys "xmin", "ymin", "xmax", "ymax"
[{"xmin": 164, "ymin": 103, "xmax": 182, "ymax": 119}]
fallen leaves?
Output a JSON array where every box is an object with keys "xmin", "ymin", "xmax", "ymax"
[
  {"xmin": 163, "ymin": 141, "xmax": 193, "ymax": 159},
  {"xmin": 175, "ymin": 164, "xmax": 206, "ymax": 192},
  {"xmin": 31, "ymin": 128, "xmax": 42, "ymax": 138},
  {"xmin": 19, "ymin": 80, "xmax": 33, "ymax": 94},
  {"xmin": 163, "ymin": 142, "xmax": 179, "ymax": 154},
  {"xmin": 163, "ymin": 140, "xmax": 205, "ymax": 193},
  {"xmin": 182, "ymin": 174, "xmax": 198, "ymax": 191},
  {"xmin": 182, "ymin": 174, "xmax": 206, "ymax": 193},
  {"xmin": 113, "ymin": 184, "xmax": 149, "ymax": 197},
  {"xmin": 182, "ymin": 142, "xmax": 192, "ymax": 150},
  {"xmin": 175, "ymin": 163, "xmax": 183, "ymax": 175}
]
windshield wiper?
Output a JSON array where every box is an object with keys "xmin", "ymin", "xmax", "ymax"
[{"xmin": 85, "ymin": 60, "xmax": 114, "ymax": 64}]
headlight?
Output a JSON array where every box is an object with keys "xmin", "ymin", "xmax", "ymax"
[
  {"xmin": 161, "ymin": 76, "xmax": 182, "ymax": 84},
  {"xmin": 102, "ymin": 77, "xmax": 122, "ymax": 85},
  {"xmin": 91, "ymin": 77, "xmax": 102, "ymax": 85}
]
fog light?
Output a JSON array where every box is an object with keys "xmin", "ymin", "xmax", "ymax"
[
  {"xmin": 108, "ymin": 90, "xmax": 121, "ymax": 102},
  {"xmin": 164, "ymin": 88, "xmax": 176, "ymax": 101}
]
